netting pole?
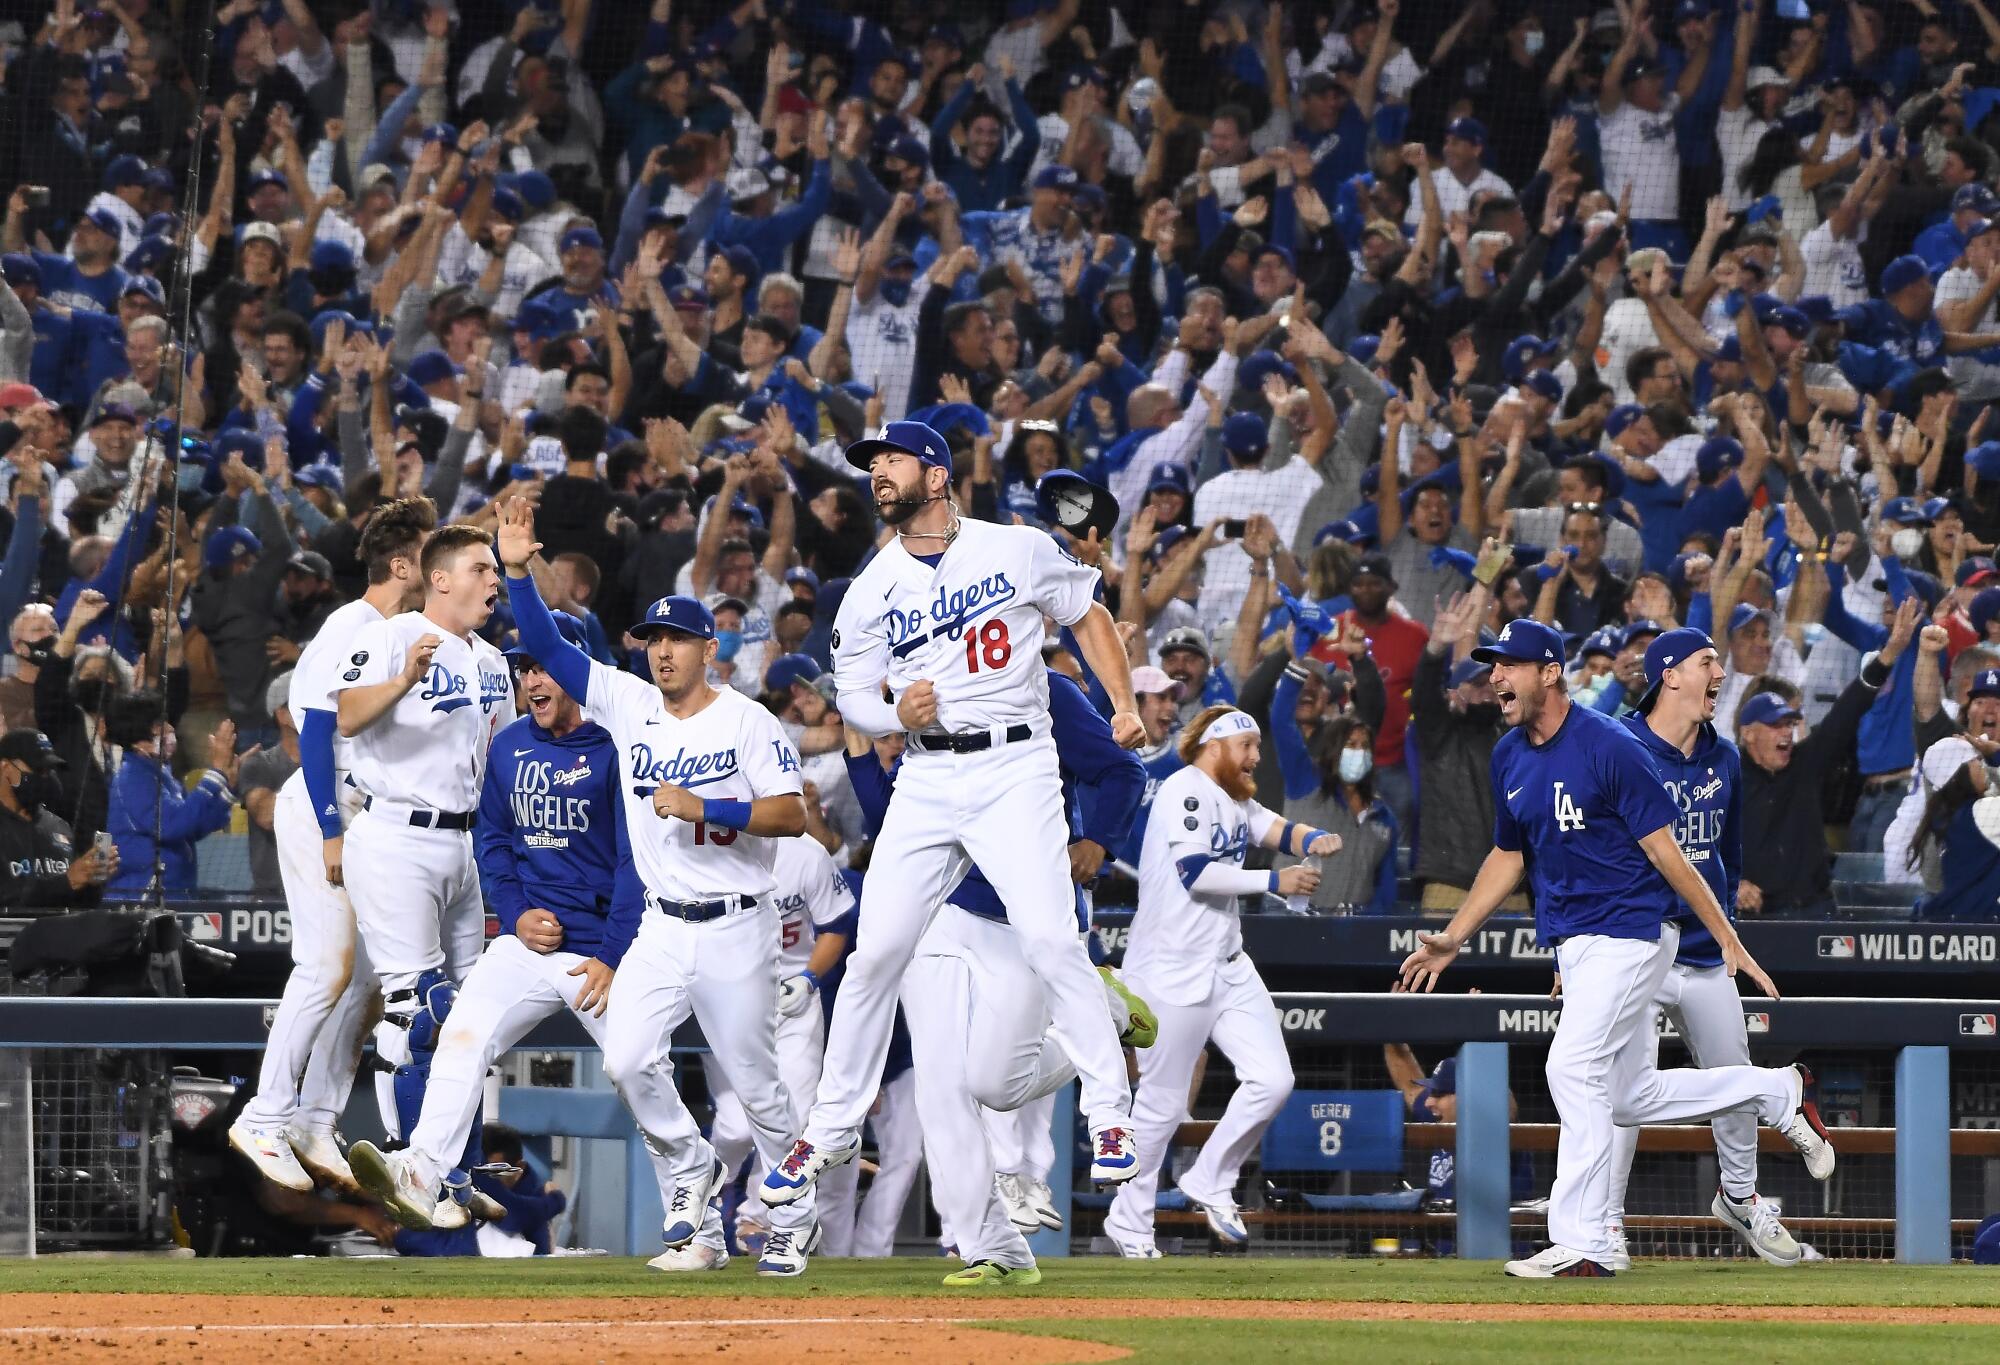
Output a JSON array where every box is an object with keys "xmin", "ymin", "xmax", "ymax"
[
  {"xmin": 1454, "ymin": 1041, "xmax": 1511, "ymax": 1259},
  {"xmin": 1894, "ymin": 1045, "xmax": 1950, "ymax": 1264}
]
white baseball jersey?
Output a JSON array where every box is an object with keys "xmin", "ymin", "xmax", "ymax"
[
  {"xmin": 331, "ymin": 611, "xmax": 511, "ymax": 812},
  {"xmin": 280, "ymin": 596, "xmax": 387, "ymax": 822},
  {"xmin": 1126, "ymin": 764, "xmax": 1279, "ymax": 1005},
  {"xmin": 831, "ymin": 518, "xmax": 1099, "ymax": 733},
  {"xmin": 770, "ymin": 835, "xmax": 855, "ymax": 973},
  {"xmin": 581, "ymin": 659, "xmax": 803, "ymax": 901}
]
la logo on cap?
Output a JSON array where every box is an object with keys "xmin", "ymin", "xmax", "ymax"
[{"xmin": 1499, "ymin": 623, "xmax": 1513, "ymax": 642}]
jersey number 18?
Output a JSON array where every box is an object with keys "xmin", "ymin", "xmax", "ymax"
[{"xmin": 962, "ymin": 620, "xmax": 1012, "ymax": 673}]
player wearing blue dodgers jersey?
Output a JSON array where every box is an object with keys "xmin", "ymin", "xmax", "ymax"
[
  {"xmin": 1401, "ymin": 619, "xmax": 1835, "ymax": 1279},
  {"xmin": 496, "ymin": 500, "xmax": 824, "ymax": 1277},
  {"xmin": 762, "ymin": 420, "xmax": 1150, "ymax": 1208},
  {"xmin": 1605, "ymin": 628, "xmax": 1805, "ymax": 1270},
  {"xmin": 332, "ymin": 525, "xmax": 513, "ymax": 1210},
  {"xmin": 844, "ymin": 669, "xmax": 1149, "ymax": 1286},
  {"xmin": 1107, "ymin": 706, "xmax": 1334, "ymax": 1257},
  {"xmin": 228, "ymin": 498, "xmax": 437, "ymax": 1196},
  {"xmin": 348, "ymin": 611, "xmax": 674, "ymax": 1235}
]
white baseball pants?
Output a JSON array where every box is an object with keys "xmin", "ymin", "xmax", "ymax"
[
  {"xmin": 1104, "ymin": 954, "xmax": 1293, "ymax": 1246},
  {"xmin": 850, "ymin": 1067, "xmax": 924, "ymax": 1257},
  {"xmin": 902, "ymin": 909, "xmax": 1064, "ymax": 1270},
  {"xmin": 804, "ymin": 739, "xmax": 1131, "ymax": 1147},
  {"xmin": 342, "ymin": 807, "xmax": 486, "ymax": 993},
  {"xmin": 1607, "ymin": 957, "xmax": 1760, "ymax": 1221},
  {"xmin": 1546, "ymin": 925, "xmax": 1799, "ymax": 1263},
  {"xmin": 239, "ymin": 781, "xmax": 376, "ymax": 1136},
  {"xmin": 712, "ymin": 999, "xmax": 825, "ymax": 1230},
  {"xmin": 398, "ymin": 934, "xmax": 677, "ymax": 1202},
  {"xmin": 601, "ymin": 904, "xmax": 816, "ymax": 1235},
  {"xmin": 986, "ymin": 1097, "xmax": 1057, "ymax": 1184}
]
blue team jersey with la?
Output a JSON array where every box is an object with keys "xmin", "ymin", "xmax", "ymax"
[
  {"xmin": 1621, "ymin": 713, "xmax": 1742, "ymax": 968},
  {"xmin": 1491, "ymin": 701, "xmax": 1682, "ymax": 946}
]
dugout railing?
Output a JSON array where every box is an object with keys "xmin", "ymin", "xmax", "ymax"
[{"xmin": 0, "ymin": 993, "xmax": 1989, "ymax": 1261}]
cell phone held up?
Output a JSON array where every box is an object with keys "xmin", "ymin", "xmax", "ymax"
[
  {"xmin": 24, "ymin": 187, "xmax": 50, "ymax": 210},
  {"xmin": 1221, "ymin": 518, "xmax": 1248, "ymax": 540}
]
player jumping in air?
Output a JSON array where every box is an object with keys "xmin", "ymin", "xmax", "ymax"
[{"xmin": 1399, "ymin": 618, "xmax": 1835, "ymax": 1278}]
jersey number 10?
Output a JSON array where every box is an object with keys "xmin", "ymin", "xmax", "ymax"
[{"xmin": 962, "ymin": 620, "xmax": 1012, "ymax": 673}]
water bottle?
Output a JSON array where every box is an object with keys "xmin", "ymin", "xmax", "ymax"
[{"xmin": 1285, "ymin": 857, "xmax": 1320, "ymax": 915}]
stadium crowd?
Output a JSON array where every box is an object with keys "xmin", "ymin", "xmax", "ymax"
[{"xmin": 3, "ymin": 0, "xmax": 2000, "ymax": 921}]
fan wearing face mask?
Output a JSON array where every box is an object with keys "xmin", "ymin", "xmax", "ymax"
[{"xmin": 0, "ymin": 728, "xmax": 115, "ymax": 911}]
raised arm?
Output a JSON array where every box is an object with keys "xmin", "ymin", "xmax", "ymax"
[{"xmin": 496, "ymin": 498, "xmax": 596, "ymax": 705}]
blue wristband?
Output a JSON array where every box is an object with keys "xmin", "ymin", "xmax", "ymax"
[
  {"xmin": 701, "ymin": 797, "xmax": 753, "ymax": 831},
  {"xmin": 1300, "ymin": 827, "xmax": 1329, "ymax": 854},
  {"xmin": 1278, "ymin": 821, "xmax": 1298, "ymax": 853},
  {"xmin": 1267, "ymin": 871, "xmax": 1281, "ymax": 893},
  {"xmin": 798, "ymin": 967, "xmax": 821, "ymax": 990}
]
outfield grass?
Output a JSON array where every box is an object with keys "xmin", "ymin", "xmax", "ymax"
[{"xmin": 0, "ymin": 1255, "xmax": 1995, "ymax": 1308}]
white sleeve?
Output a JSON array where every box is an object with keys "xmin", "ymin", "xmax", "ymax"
[
  {"xmin": 328, "ymin": 621, "xmax": 399, "ymax": 692},
  {"xmin": 738, "ymin": 705, "xmax": 805, "ymax": 798},
  {"xmin": 805, "ymin": 849, "xmax": 856, "ymax": 928},
  {"xmin": 1025, "ymin": 526, "xmax": 1102, "ymax": 626},
  {"xmin": 1247, "ymin": 802, "xmax": 1283, "ymax": 845},
  {"xmin": 1190, "ymin": 862, "xmax": 1274, "ymax": 896}
]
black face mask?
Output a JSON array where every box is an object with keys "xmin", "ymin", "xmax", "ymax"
[
  {"xmin": 11, "ymin": 768, "xmax": 61, "ymax": 815},
  {"xmin": 18, "ymin": 641, "xmax": 52, "ymax": 668},
  {"xmin": 72, "ymin": 678, "xmax": 113, "ymax": 714}
]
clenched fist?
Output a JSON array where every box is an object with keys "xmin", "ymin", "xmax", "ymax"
[{"xmin": 896, "ymin": 679, "xmax": 938, "ymax": 730}]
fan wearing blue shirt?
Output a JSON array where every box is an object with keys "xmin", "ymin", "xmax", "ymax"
[
  {"xmin": 1398, "ymin": 618, "xmax": 1831, "ymax": 1280},
  {"xmin": 1607, "ymin": 628, "xmax": 1805, "ymax": 1269}
]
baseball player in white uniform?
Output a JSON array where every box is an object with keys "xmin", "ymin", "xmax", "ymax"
[
  {"xmin": 1400, "ymin": 618, "xmax": 1835, "ymax": 1278},
  {"xmin": 1105, "ymin": 707, "xmax": 1330, "ymax": 1257},
  {"xmin": 330, "ymin": 525, "xmax": 511, "ymax": 1206},
  {"xmin": 710, "ymin": 834, "xmax": 853, "ymax": 1261},
  {"xmin": 496, "ymin": 500, "xmax": 823, "ymax": 1277},
  {"xmin": 228, "ymin": 497, "xmax": 437, "ymax": 1196},
  {"xmin": 761, "ymin": 420, "xmax": 1148, "ymax": 1209}
]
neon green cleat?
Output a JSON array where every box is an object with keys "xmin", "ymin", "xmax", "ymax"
[
  {"xmin": 1101, "ymin": 966, "xmax": 1158, "ymax": 1048},
  {"xmin": 942, "ymin": 1260, "xmax": 1043, "ymax": 1287}
]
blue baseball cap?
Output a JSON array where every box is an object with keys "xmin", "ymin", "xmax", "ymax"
[
  {"xmin": 1222, "ymin": 411, "xmax": 1269, "ymax": 458},
  {"xmin": 1636, "ymin": 626, "xmax": 1717, "ymax": 714},
  {"xmin": 1966, "ymin": 442, "xmax": 2000, "ymax": 482},
  {"xmin": 1145, "ymin": 461, "xmax": 1192, "ymax": 496},
  {"xmin": 1714, "ymin": 334, "xmax": 1744, "ymax": 363},
  {"xmin": 406, "ymin": 349, "xmax": 465, "ymax": 388},
  {"xmin": 1349, "ymin": 334, "xmax": 1381, "ymax": 366},
  {"xmin": 560, "ymin": 226, "xmax": 605, "ymax": 254},
  {"xmin": 1523, "ymin": 370, "xmax": 1563, "ymax": 403},
  {"xmin": 1954, "ymin": 183, "xmax": 1999, "ymax": 214},
  {"xmin": 1622, "ymin": 618, "xmax": 1667, "ymax": 650},
  {"xmin": 1236, "ymin": 350, "xmax": 1297, "ymax": 392},
  {"xmin": 1970, "ymin": 667, "xmax": 2000, "ymax": 702},
  {"xmin": 490, "ymin": 187, "xmax": 526, "ymax": 223},
  {"xmin": 246, "ymin": 167, "xmax": 288, "ymax": 195},
  {"xmin": 1604, "ymin": 403, "xmax": 1649, "ymax": 440},
  {"xmin": 504, "ymin": 609, "xmax": 588, "ymax": 661},
  {"xmin": 765, "ymin": 652, "xmax": 824, "ymax": 693},
  {"xmin": 1445, "ymin": 116, "xmax": 1487, "ymax": 144},
  {"xmin": 204, "ymin": 525, "xmax": 261, "ymax": 570},
  {"xmin": 1470, "ymin": 618, "xmax": 1564, "ymax": 666},
  {"xmin": 1958, "ymin": 555, "xmax": 1999, "ymax": 587},
  {"xmin": 1503, "ymin": 334, "xmax": 1559, "ymax": 381},
  {"xmin": 632, "ymin": 594, "xmax": 716, "ymax": 641},
  {"xmin": 509, "ymin": 170, "xmax": 556, "ymax": 210},
  {"xmin": 1881, "ymin": 495, "xmax": 1932, "ymax": 525},
  {"xmin": 1447, "ymin": 658, "xmax": 1492, "ymax": 688},
  {"xmin": 122, "ymin": 273, "xmax": 164, "ymax": 304},
  {"xmin": 784, "ymin": 566, "xmax": 820, "ymax": 592},
  {"xmin": 1696, "ymin": 436, "xmax": 1745, "ymax": 481},
  {"xmin": 294, "ymin": 463, "xmax": 342, "ymax": 492},
  {"xmin": 1315, "ymin": 519, "xmax": 1373, "ymax": 547},
  {"xmin": 1738, "ymin": 691, "xmax": 1801, "ymax": 729},
  {"xmin": 1033, "ymin": 164, "xmax": 1079, "ymax": 192},
  {"xmin": 844, "ymin": 419, "xmax": 954, "ymax": 478},
  {"xmin": 80, "ymin": 206, "xmax": 123, "ymax": 239},
  {"xmin": 212, "ymin": 428, "xmax": 265, "ymax": 466},
  {"xmin": 1728, "ymin": 603, "xmax": 1776, "ymax": 637},
  {"xmin": 1881, "ymin": 254, "xmax": 1930, "ymax": 296},
  {"xmin": 1426, "ymin": 1056, "xmax": 1458, "ymax": 1095},
  {"xmin": 307, "ymin": 239, "xmax": 355, "ymax": 277},
  {"xmin": 1, "ymin": 253, "xmax": 41, "ymax": 287},
  {"xmin": 124, "ymin": 235, "xmax": 173, "ymax": 273},
  {"xmin": 103, "ymin": 154, "xmax": 148, "ymax": 189},
  {"xmin": 421, "ymin": 122, "xmax": 459, "ymax": 146}
]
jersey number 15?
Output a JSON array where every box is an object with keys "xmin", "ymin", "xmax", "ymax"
[{"xmin": 692, "ymin": 822, "xmax": 739, "ymax": 846}]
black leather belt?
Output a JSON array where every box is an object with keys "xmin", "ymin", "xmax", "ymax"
[
  {"xmin": 363, "ymin": 796, "xmax": 475, "ymax": 831},
  {"xmin": 910, "ymin": 724, "xmax": 1032, "ymax": 753},
  {"xmin": 652, "ymin": 894, "xmax": 758, "ymax": 923}
]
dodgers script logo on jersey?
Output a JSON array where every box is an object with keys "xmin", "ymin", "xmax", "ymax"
[
  {"xmin": 510, "ymin": 756, "xmax": 595, "ymax": 849},
  {"xmin": 422, "ymin": 659, "xmax": 510, "ymax": 716},
  {"xmin": 1661, "ymin": 769, "xmax": 1727, "ymax": 865},
  {"xmin": 884, "ymin": 573, "xmax": 1019, "ymax": 657},
  {"xmin": 628, "ymin": 742, "xmax": 738, "ymax": 795},
  {"xmin": 1209, "ymin": 819, "xmax": 1250, "ymax": 861}
]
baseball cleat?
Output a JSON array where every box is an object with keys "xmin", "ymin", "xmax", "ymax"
[
  {"xmin": 227, "ymin": 1122, "xmax": 314, "ymax": 1193},
  {"xmin": 286, "ymin": 1127, "xmax": 362, "ymax": 1197},
  {"xmin": 943, "ymin": 1260, "xmax": 1043, "ymax": 1287},
  {"xmin": 1196, "ymin": 1198, "xmax": 1249, "ymax": 1246},
  {"xmin": 1505, "ymin": 1244, "xmax": 1615, "ymax": 1277},
  {"xmin": 756, "ymin": 1221, "xmax": 823, "ymax": 1277},
  {"xmin": 1025, "ymin": 1178, "xmax": 1063, "ymax": 1231},
  {"xmin": 1713, "ymin": 1189, "xmax": 1802, "ymax": 1267},
  {"xmin": 649, "ymin": 1242, "xmax": 729, "ymax": 1272},
  {"xmin": 1089, "ymin": 1125, "xmax": 1139, "ymax": 1184},
  {"xmin": 1100, "ymin": 967, "xmax": 1158, "ymax": 1048},
  {"xmin": 1777, "ymin": 1064, "xmax": 1836, "ymax": 1179},
  {"xmin": 995, "ymin": 1173, "xmax": 1039, "ymax": 1232},
  {"xmin": 760, "ymin": 1138, "xmax": 859, "ymax": 1205},
  {"xmin": 663, "ymin": 1152, "xmax": 729, "ymax": 1249},
  {"xmin": 1603, "ymin": 1221, "xmax": 1631, "ymax": 1273},
  {"xmin": 1109, "ymin": 1236, "xmax": 1163, "ymax": 1259},
  {"xmin": 431, "ymin": 1191, "xmax": 470, "ymax": 1231},
  {"xmin": 348, "ymin": 1141, "xmax": 436, "ymax": 1230}
]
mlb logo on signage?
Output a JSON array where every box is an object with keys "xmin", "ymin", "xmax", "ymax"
[
  {"xmin": 184, "ymin": 913, "xmax": 223, "ymax": 942},
  {"xmin": 262, "ymin": 1005, "xmax": 279, "ymax": 1031},
  {"xmin": 1962, "ymin": 1014, "xmax": 1997, "ymax": 1037},
  {"xmin": 1744, "ymin": 1013, "xmax": 1770, "ymax": 1034},
  {"xmin": 1818, "ymin": 935, "xmax": 1855, "ymax": 959}
]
